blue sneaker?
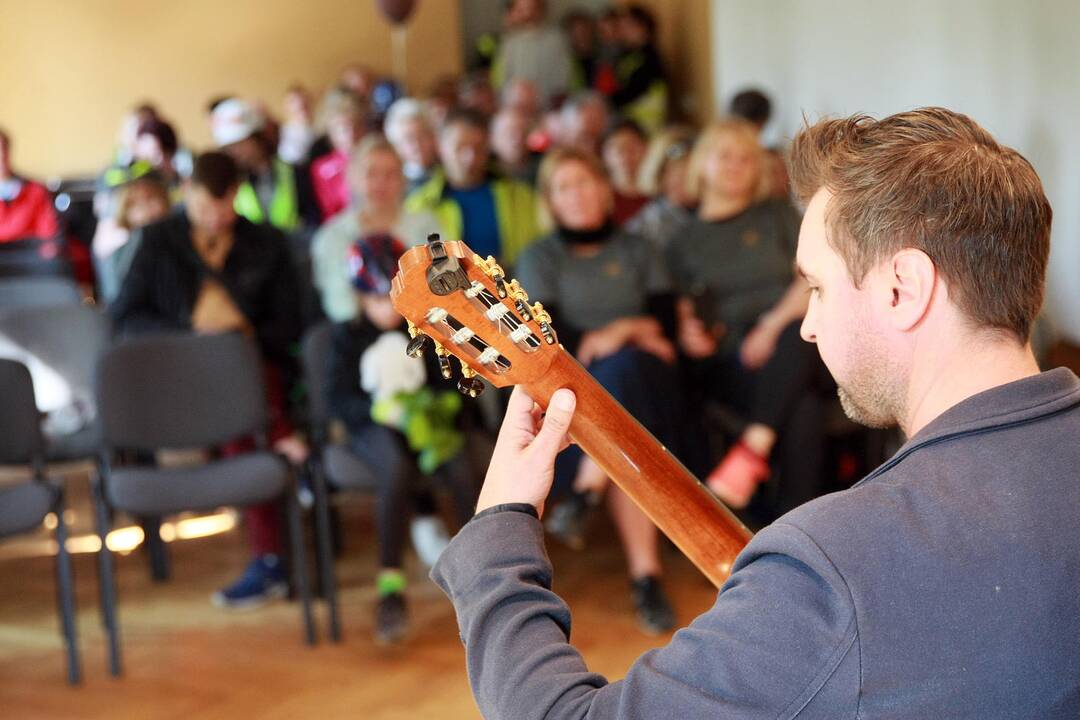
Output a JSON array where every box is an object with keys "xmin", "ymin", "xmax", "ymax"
[{"xmin": 211, "ymin": 555, "xmax": 288, "ymax": 610}]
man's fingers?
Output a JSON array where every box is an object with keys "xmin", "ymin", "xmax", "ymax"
[
  {"xmin": 530, "ymin": 389, "xmax": 576, "ymax": 458},
  {"xmin": 502, "ymin": 386, "xmax": 541, "ymax": 444}
]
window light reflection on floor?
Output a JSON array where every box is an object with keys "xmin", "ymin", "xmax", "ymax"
[{"xmin": 0, "ymin": 510, "xmax": 239, "ymax": 560}]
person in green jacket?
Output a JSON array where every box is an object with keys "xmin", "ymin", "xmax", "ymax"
[
  {"xmin": 210, "ymin": 98, "xmax": 304, "ymax": 234},
  {"xmin": 405, "ymin": 109, "xmax": 539, "ymax": 268}
]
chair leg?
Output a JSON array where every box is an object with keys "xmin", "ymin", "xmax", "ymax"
[
  {"xmin": 285, "ymin": 488, "xmax": 317, "ymax": 646},
  {"xmin": 91, "ymin": 476, "xmax": 122, "ymax": 677},
  {"xmin": 311, "ymin": 459, "xmax": 341, "ymax": 642},
  {"xmin": 53, "ymin": 490, "xmax": 81, "ymax": 685},
  {"xmin": 142, "ymin": 516, "xmax": 171, "ymax": 582}
]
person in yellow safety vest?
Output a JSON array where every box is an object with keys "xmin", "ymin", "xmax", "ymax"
[
  {"xmin": 404, "ymin": 109, "xmax": 540, "ymax": 269},
  {"xmin": 612, "ymin": 5, "xmax": 668, "ymax": 134},
  {"xmin": 211, "ymin": 98, "xmax": 302, "ymax": 233}
]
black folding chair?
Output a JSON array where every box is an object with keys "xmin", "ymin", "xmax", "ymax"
[
  {"xmin": 301, "ymin": 321, "xmax": 381, "ymax": 642},
  {"xmin": 0, "ymin": 358, "xmax": 81, "ymax": 684},
  {"xmin": 94, "ymin": 332, "xmax": 317, "ymax": 676}
]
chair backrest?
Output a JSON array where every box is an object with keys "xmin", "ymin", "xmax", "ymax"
[
  {"xmin": 97, "ymin": 332, "xmax": 268, "ymax": 451},
  {"xmin": 300, "ymin": 321, "xmax": 334, "ymax": 432},
  {"xmin": 0, "ymin": 239, "xmax": 73, "ymax": 280},
  {"xmin": 0, "ymin": 276, "xmax": 82, "ymax": 309},
  {"xmin": 0, "ymin": 358, "xmax": 44, "ymax": 465},
  {"xmin": 0, "ymin": 304, "xmax": 111, "ymax": 398}
]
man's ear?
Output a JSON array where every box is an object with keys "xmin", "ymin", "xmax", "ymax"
[{"xmin": 883, "ymin": 248, "xmax": 937, "ymax": 332}]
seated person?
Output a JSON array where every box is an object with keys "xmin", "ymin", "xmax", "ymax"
[
  {"xmin": 110, "ymin": 151, "xmax": 308, "ymax": 608},
  {"xmin": 625, "ymin": 127, "xmax": 696, "ymax": 252},
  {"xmin": 612, "ymin": 5, "xmax": 668, "ymax": 133},
  {"xmin": 490, "ymin": 106, "xmax": 540, "ymax": 186},
  {"xmin": 384, "ymin": 98, "xmax": 439, "ymax": 194},
  {"xmin": 310, "ymin": 87, "xmax": 368, "ymax": 222},
  {"xmin": 601, "ymin": 119, "xmax": 650, "ymax": 225},
  {"xmin": 310, "ymin": 135, "xmax": 440, "ymax": 323},
  {"xmin": 516, "ymin": 147, "xmax": 683, "ymax": 635},
  {"xmin": 327, "ymin": 235, "xmax": 479, "ymax": 644},
  {"xmin": 0, "ymin": 127, "xmax": 59, "ymax": 242},
  {"xmin": 406, "ymin": 109, "xmax": 539, "ymax": 267},
  {"xmin": 668, "ymin": 119, "xmax": 827, "ymax": 515},
  {"xmin": 93, "ymin": 163, "xmax": 171, "ymax": 303},
  {"xmin": 210, "ymin": 98, "xmax": 315, "ymax": 234}
]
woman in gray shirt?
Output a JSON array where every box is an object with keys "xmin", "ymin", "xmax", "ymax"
[
  {"xmin": 667, "ymin": 119, "xmax": 828, "ymax": 517},
  {"xmin": 516, "ymin": 147, "xmax": 684, "ymax": 635}
]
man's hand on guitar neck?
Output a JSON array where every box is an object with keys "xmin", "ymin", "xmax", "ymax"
[{"xmin": 475, "ymin": 387, "xmax": 577, "ymax": 517}]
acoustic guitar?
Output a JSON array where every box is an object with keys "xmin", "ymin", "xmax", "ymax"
[{"xmin": 390, "ymin": 235, "xmax": 753, "ymax": 587}]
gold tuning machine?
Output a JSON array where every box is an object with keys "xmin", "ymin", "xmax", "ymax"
[
  {"xmin": 531, "ymin": 302, "xmax": 556, "ymax": 345},
  {"xmin": 505, "ymin": 279, "xmax": 532, "ymax": 321},
  {"xmin": 473, "ymin": 254, "xmax": 508, "ymax": 298}
]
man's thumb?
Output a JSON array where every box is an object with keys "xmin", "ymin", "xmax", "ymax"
[{"xmin": 532, "ymin": 389, "xmax": 576, "ymax": 456}]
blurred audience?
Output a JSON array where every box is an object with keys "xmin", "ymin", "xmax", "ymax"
[
  {"xmin": 557, "ymin": 91, "xmax": 610, "ymax": 155},
  {"xmin": 561, "ymin": 9, "xmax": 598, "ymax": 90},
  {"xmin": 110, "ymin": 152, "xmax": 307, "ymax": 608},
  {"xmin": 668, "ymin": 119, "xmax": 826, "ymax": 512},
  {"xmin": 602, "ymin": 119, "xmax": 650, "ymax": 225},
  {"xmin": 384, "ymin": 98, "xmax": 440, "ymax": 194},
  {"xmin": 93, "ymin": 163, "xmax": 171, "ymax": 303},
  {"xmin": 500, "ymin": 78, "xmax": 541, "ymax": 121},
  {"xmin": 458, "ymin": 72, "xmax": 498, "ymax": 120},
  {"xmin": 612, "ymin": 4, "xmax": 668, "ymax": 133},
  {"xmin": 311, "ymin": 87, "xmax": 369, "ymax": 222},
  {"xmin": 311, "ymin": 135, "xmax": 439, "ymax": 322},
  {"xmin": 211, "ymin": 98, "xmax": 310, "ymax": 234},
  {"xmin": 490, "ymin": 106, "xmax": 540, "ymax": 186},
  {"xmin": 405, "ymin": 109, "xmax": 538, "ymax": 266},
  {"xmin": 132, "ymin": 118, "xmax": 182, "ymax": 193},
  {"xmin": 625, "ymin": 127, "xmax": 696, "ymax": 252},
  {"xmin": 517, "ymin": 147, "xmax": 682, "ymax": 634},
  {"xmin": 492, "ymin": 0, "xmax": 574, "ymax": 108},
  {"xmin": 730, "ymin": 87, "xmax": 791, "ymax": 199},
  {"xmin": 278, "ymin": 84, "xmax": 317, "ymax": 165},
  {"xmin": 0, "ymin": 127, "xmax": 60, "ymax": 242},
  {"xmin": 327, "ymin": 236, "xmax": 479, "ymax": 643}
]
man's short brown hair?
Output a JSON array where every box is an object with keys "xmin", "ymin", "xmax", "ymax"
[{"xmin": 789, "ymin": 107, "xmax": 1051, "ymax": 342}]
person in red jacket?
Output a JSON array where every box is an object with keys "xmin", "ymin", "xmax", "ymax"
[{"xmin": 0, "ymin": 127, "xmax": 60, "ymax": 242}]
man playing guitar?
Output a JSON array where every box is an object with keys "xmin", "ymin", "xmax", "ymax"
[{"xmin": 428, "ymin": 108, "xmax": 1080, "ymax": 718}]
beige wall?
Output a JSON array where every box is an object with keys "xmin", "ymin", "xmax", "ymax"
[{"xmin": 0, "ymin": 0, "xmax": 463, "ymax": 178}]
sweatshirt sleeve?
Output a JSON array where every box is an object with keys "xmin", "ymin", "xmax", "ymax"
[{"xmin": 431, "ymin": 513, "xmax": 859, "ymax": 719}]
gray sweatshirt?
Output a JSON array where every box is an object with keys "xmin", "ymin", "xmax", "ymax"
[{"xmin": 432, "ymin": 368, "xmax": 1080, "ymax": 719}]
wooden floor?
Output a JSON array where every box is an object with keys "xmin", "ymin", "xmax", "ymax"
[{"xmin": 0, "ymin": 472, "xmax": 719, "ymax": 719}]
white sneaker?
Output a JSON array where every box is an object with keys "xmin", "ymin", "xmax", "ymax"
[{"xmin": 410, "ymin": 516, "xmax": 451, "ymax": 568}]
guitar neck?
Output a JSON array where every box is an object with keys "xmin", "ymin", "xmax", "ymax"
[{"xmin": 525, "ymin": 348, "xmax": 753, "ymax": 588}]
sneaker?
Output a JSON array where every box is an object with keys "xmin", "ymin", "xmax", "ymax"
[
  {"xmin": 706, "ymin": 441, "xmax": 770, "ymax": 509},
  {"xmin": 211, "ymin": 554, "xmax": 288, "ymax": 610},
  {"xmin": 410, "ymin": 515, "xmax": 451, "ymax": 568},
  {"xmin": 543, "ymin": 493, "xmax": 593, "ymax": 551},
  {"xmin": 375, "ymin": 592, "xmax": 409, "ymax": 645},
  {"xmin": 630, "ymin": 576, "xmax": 675, "ymax": 635}
]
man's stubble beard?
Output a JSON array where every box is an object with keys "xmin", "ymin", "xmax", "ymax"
[{"xmin": 835, "ymin": 321, "xmax": 906, "ymax": 431}]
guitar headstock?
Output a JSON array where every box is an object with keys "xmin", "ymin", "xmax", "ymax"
[{"xmin": 389, "ymin": 234, "xmax": 560, "ymax": 397}]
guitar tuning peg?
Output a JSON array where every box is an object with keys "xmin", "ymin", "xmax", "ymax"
[
  {"xmin": 514, "ymin": 298, "xmax": 532, "ymax": 321},
  {"xmin": 456, "ymin": 364, "xmax": 485, "ymax": 398},
  {"xmin": 531, "ymin": 302, "xmax": 557, "ymax": 345},
  {"xmin": 505, "ymin": 279, "xmax": 532, "ymax": 320},
  {"xmin": 433, "ymin": 342, "xmax": 453, "ymax": 379},
  {"xmin": 475, "ymin": 254, "xmax": 508, "ymax": 298},
  {"xmin": 406, "ymin": 333, "xmax": 431, "ymax": 359}
]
